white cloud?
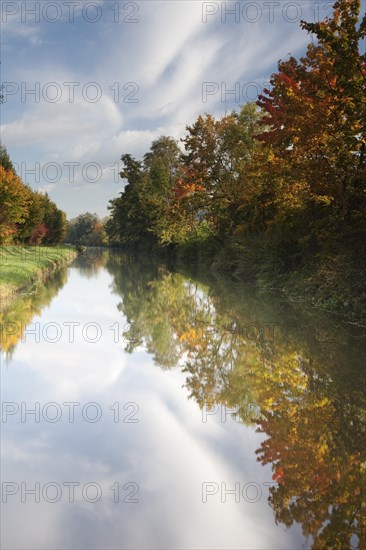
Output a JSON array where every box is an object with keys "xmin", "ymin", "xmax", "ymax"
[
  {"xmin": 2, "ymin": 94, "xmax": 122, "ymax": 148},
  {"xmin": 37, "ymin": 183, "xmax": 55, "ymax": 193}
]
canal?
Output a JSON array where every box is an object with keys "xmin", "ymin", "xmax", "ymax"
[{"xmin": 1, "ymin": 250, "xmax": 365, "ymax": 549}]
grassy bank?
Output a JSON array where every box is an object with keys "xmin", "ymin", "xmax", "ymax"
[{"xmin": 0, "ymin": 245, "xmax": 76, "ymax": 311}]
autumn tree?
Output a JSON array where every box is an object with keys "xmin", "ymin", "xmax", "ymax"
[
  {"xmin": 257, "ymin": 0, "xmax": 366, "ymax": 229},
  {"xmin": 157, "ymin": 103, "xmax": 267, "ymax": 245},
  {"xmin": 0, "ymin": 162, "xmax": 67, "ymax": 245},
  {"xmin": 0, "ymin": 144, "xmax": 15, "ymax": 173},
  {"xmin": 181, "ymin": 105, "xmax": 262, "ymax": 236},
  {"xmin": 0, "ymin": 166, "xmax": 29, "ymax": 244},
  {"xmin": 18, "ymin": 190, "xmax": 47, "ymax": 244},
  {"xmin": 104, "ymin": 0, "xmax": 366, "ymax": 316}
]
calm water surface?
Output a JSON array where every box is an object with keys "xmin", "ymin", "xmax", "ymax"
[{"xmin": 1, "ymin": 251, "xmax": 365, "ymax": 549}]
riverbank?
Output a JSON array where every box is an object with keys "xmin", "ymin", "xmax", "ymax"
[
  {"xmin": 0, "ymin": 245, "xmax": 76, "ymax": 311},
  {"xmin": 79, "ymin": 242, "xmax": 366, "ymax": 324},
  {"xmin": 172, "ymin": 237, "xmax": 366, "ymax": 325},
  {"xmin": 124, "ymin": 235, "xmax": 366, "ymax": 326}
]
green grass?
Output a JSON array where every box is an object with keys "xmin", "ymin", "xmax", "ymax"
[{"xmin": 0, "ymin": 245, "xmax": 76, "ymax": 310}]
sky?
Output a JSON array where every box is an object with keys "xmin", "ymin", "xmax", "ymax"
[{"xmin": 1, "ymin": 0, "xmax": 337, "ymax": 219}]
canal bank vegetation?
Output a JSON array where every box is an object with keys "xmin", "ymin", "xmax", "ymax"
[
  {"xmin": 0, "ymin": 246, "xmax": 76, "ymax": 311},
  {"xmin": 0, "ymin": 145, "xmax": 75, "ymax": 310},
  {"xmin": 106, "ymin": 0, "xmax": 366, "ymax": 321}
]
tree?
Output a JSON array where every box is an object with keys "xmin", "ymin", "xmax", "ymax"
[
  {"xmin": 45, "ymin": 207, "xmax": 67, "ymax": 244},
  {"xmin": 257, "ymin": 0, "xmax": 366, "ymax": 221},
  {"xmin": 143, "ymin": 136, "xmax": 180, "ymax": 186},
  {"xmin": 107, "ymin": 137, "xmax": 180, "ymax": 247},
  {"xmin": 0, "ymin": 166, "xmax": 29, "ymax": 244},
  {"xmin": 0, "ymin": 144, "xmax": 15, "ymax": 174},
  {"xmin": 66, "ymin": 212, "xmax": 108, "ymax": 246},
  {"xmin": 165, "ymin": 103, "xmax": 266, "ymax": 242},
  {"xmin": 38, "ymin": 193, "xmax": 67, "ymax": 245},
  {"xmin": 17, "ymin": 190, "xmax": 46, "ymax": 244},
  {"xmin": 0, "ymin": 145, "xmax": 67, "ymax": 245},
  {"xmin": 107, "ymin": 161, "xmax": 152, "ymax": 246}
]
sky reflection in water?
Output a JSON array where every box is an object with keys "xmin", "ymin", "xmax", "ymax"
[{"xmin": 1, "ymin": 252, "xmax": 364, "ymax": 549}]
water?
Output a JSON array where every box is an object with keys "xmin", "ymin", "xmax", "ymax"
[{"xmin": 1, "ymin": 251, "xmax": 365, "ymax": 549}]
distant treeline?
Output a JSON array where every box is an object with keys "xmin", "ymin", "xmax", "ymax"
[{"xmin": 66, "ymin": 212, "xmax": 108, "ymax": 246}]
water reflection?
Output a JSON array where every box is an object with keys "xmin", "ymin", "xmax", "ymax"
[
  {"xmin": 106, "ymin": 253, "xmax": 366, "ymax": 549},
  {"xmin": 0, "ymin": 250, "xmax": 110, "ymax": 359},
  {"xmin": 0, "ymin": 267, "xmax": 68, "ymax": 359},
  {"xmin": 1, "ymin": 250, "xmax": 365, "ymax": 549},
  {"xmin": 71, "ymin": 247, "xmax": 109, "ymax": 278}
]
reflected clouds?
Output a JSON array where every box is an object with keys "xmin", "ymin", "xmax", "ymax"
[{"xmin": 1, "ymin": 254, "xmax": 306, "ymax": 549}]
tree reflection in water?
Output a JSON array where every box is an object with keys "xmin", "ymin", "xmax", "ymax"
[
  {"xmin": 107, "ymin": 252, "xmax": 366, "ymax": 550},
  {"xmin": 1, "ymin": 250, "xmax": 364, "ymax": 548},
  {"xmin": 0, "ymin": 249, "xmax": 109, "ymax": 358},
  {"xmin": 0, "ymin": 267, "xmax": 68, "ymax": 359}
]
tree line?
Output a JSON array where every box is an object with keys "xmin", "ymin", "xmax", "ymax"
[
  {"xmin": 0, "ymin": 146, "xmax": 67, "ymax": 245},
  {"xmin": 66, "ymin": 212, "xmax": 108, "ymax": 246},
  {"xmin": 107, "ymin": 0, "xmax": 365, "ymax": 251},
  {"xmin": 0, "ymin": 147, "xmax": 108, "ymax": 247}
]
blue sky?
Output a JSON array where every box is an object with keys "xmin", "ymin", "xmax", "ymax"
[{"xmin": 1, "ymin": 0, "xmax": 336, "ymax": 219}]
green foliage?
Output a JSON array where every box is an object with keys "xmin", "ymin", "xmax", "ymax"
[
  {"xmin": 106, "ymin": 137, "xmax": 180, "ymax": 247},
  {"xmin": 66, "ymin": 212, "xmax": 108, "ymax": 246}
]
